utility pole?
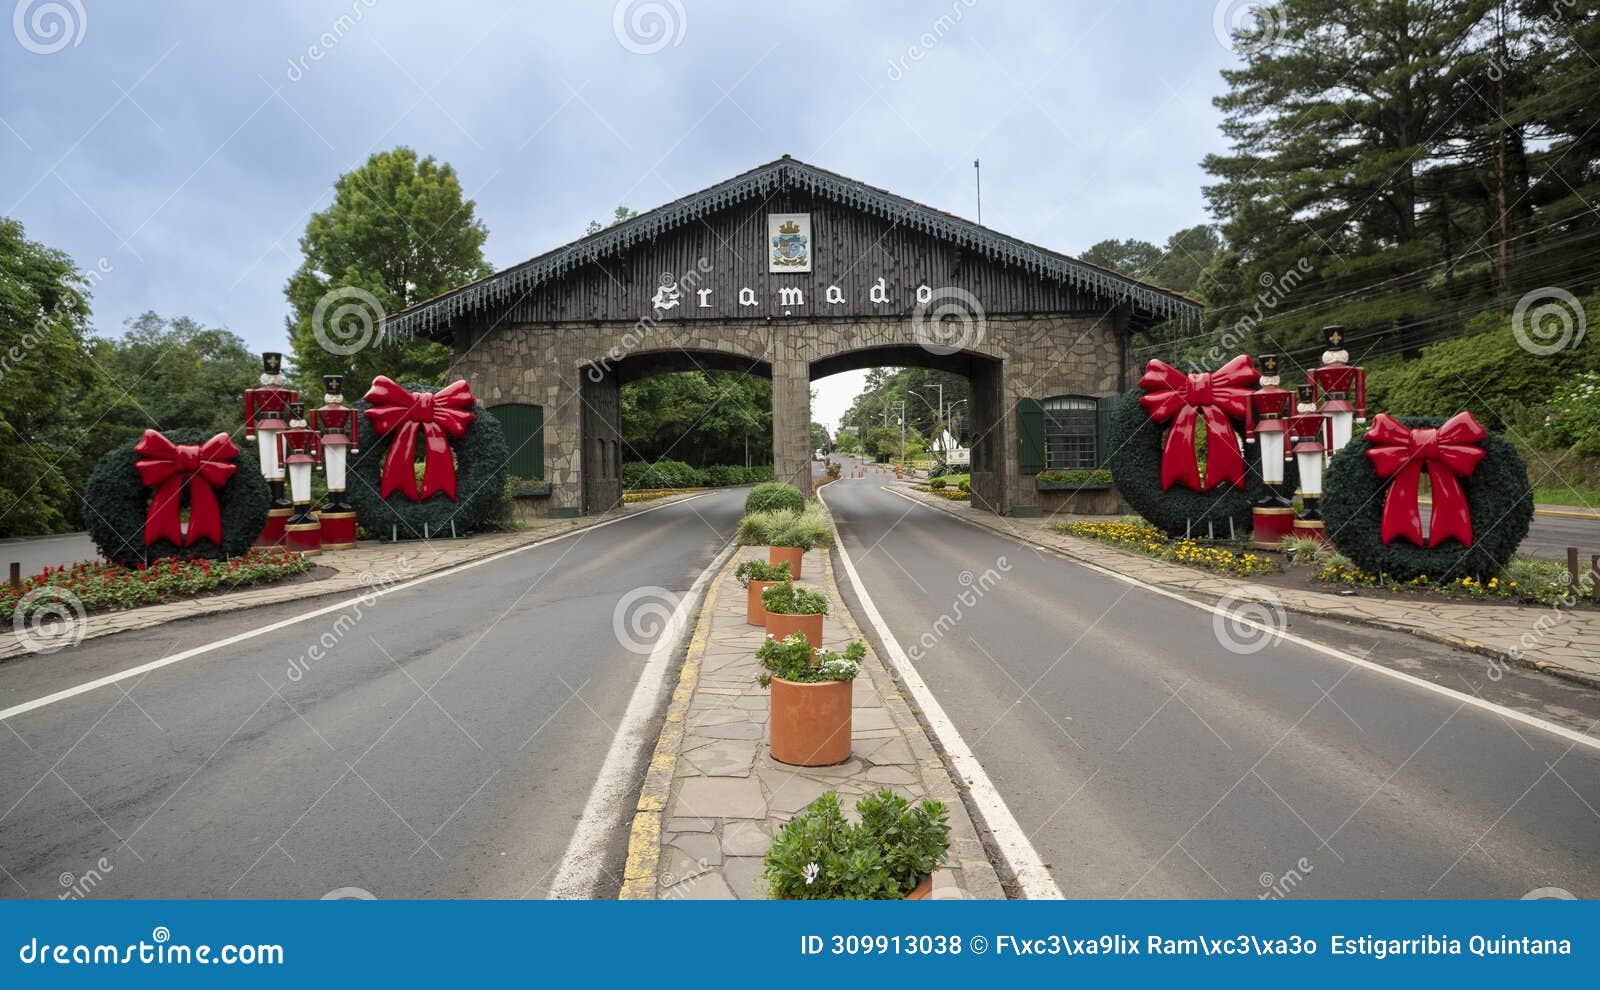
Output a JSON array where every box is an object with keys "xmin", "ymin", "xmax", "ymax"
[
  {"xmin": 974, "ymin": 159, "xmax": 982, "ymax": 225},
  {"xmin": 899, "ymin": 402, "xmax": 906, "ymax": 468}
]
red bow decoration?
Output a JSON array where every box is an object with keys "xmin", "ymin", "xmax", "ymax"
[
  {"xmin": 1138, "ymin": 355, "xmax": 1260, "ymax": 491},
  {"xmin": 362, "ymin": 377, "xmax": 478, "ymax": 501},
  {"xmin": 1365, "ymin": 412, "xmax": 1487, "ymax": 547},
  {"xmin": 134, "ymin": 430, "xmax": 239, "ymax": 547}
]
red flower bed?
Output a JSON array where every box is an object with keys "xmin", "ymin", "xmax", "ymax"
[{"xmin": 1, "ymin": 548, "xmax": 311, "ymax": 622}]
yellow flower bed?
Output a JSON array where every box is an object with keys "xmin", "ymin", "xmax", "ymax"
[
  {"xmin": 911, "ymin": 485, "xmax": 970, "ymax": 500},
  {"xmin": 621, "ymin": 488, "xmax": 699, "ymax": 504},
  {"xmin": 1315, "ymin": 562, "xmax": 1568, "ymax": 605},
  {"xmin": 1061, "ymin": 519, "xmax": 1280, "ymax": 577}
]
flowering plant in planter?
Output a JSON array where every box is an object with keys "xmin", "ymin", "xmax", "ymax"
[
  {"xmin": 764, "ymin": 789, "xmax": 950, "ymax": 899},
  {"xmin": 760, "ymin": 581, "xmax": 829, "ymax": 616},
  {"xmin": 756, "ymin": 633, "xmax": 862, "ymax": 687},
  {"xmin": 734, "ymin": 559, "xmax": 792, "ymax": 586}
]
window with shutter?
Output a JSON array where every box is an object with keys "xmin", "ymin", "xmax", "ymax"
[
  {"xmin": 487, "ymin": 403, "xmax": 545, "ymax": 480},
  {"xmin": 1041, "ymin": 396, "xmax": 1098, "ymax": 471},
  {"xmin": 1016, "ymin": 397, "xmax": 1045, "ymax": 474}
]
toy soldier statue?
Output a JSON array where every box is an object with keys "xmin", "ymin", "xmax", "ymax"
[
  {"xmin": 1246, "ymin": 354, "xmax": 1296, "ymax": 548},
  {"xmin": 1289, "ymin": 383, "xmax": 1329, "ymax": 543},
  {"xmin": 1308, "ymin": 325, "xmax": 1366, "ymax": 457},
  {"xmin": 277, "ymin": 401, "xmax": 323, "ymax": 554},
  {"xmin": 310, "ymin": 373, "xmax": 358, "ymax": 550},
  {"xmin": 244, "ymin": 352, "xmax": 298, "ymax": 546}
]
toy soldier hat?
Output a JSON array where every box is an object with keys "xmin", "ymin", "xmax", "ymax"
[
  {"xmin": 323, "ymin": 373, "xmax": 344, "ymax": 394},
  {"xmin": 1322, "ymin": 325, "xmax": 1347, "ymax": 349},
  {"xmin": 1257, "ymin": 353, "xmax": 1280, "ymax": 375},
  {"xmin": 262, "ymin": 352, "xmax": 283, "ymax": 374},
  {"xmin": 1297, "ymin": 382, "xmax": 1316, "ymax": 403},
  {"xmin": 288, "ymin": 399, "xmax": 305, "ymax": 418}
]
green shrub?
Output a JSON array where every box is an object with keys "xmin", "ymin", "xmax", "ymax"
[
  {"xmin": 928, "ymin": 477, "xmax": 947, "ymax": 490},
  {"xmin": 745, "ymin": 482, "xmax": 805, "ymax": 513},
  {"xmin": 761, "ymin": 581, "xmax": 830, "ymax": 616},
  {"xmin": 734, "ymin": 559, "xmax": 791, "ymax": 586},
  {"xmin": 738, "ymin": 509, "xmax": 790, "ymax": 545},
  {"xmin": 755, "ymin": 633, "xmax": 863, "ymax": 686},
  {"xmin": 772, "ymin": 505, "xmax": 833, "ymax": 551},
  {"xmin": 764, "ymin": 790, "xmax": 950, "ymax": 899}
]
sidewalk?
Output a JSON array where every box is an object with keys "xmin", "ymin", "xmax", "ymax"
[
  {"xmin": 894, "ymin": 486, "xmax": 1600, "ymax": 690},
  {"xmin": 619, "ymin": 544, "xmax": 1005, "ymax": 900},
  {"xmin": 0, "ymin": 493, "xmax": 703, "ymax": 661}
]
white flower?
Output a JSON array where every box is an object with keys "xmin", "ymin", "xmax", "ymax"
[{"xmin": 803, "ymin": 862, "xmax": 820, "ymax": 886}]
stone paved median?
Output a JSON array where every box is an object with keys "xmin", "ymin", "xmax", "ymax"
[
  {"xmin": 620, "ymin": 543, "xmax": 1004, "ymax": 900},
  {"xmin": 892, "ymin": 485, "xmax": 1600, "ymax": 689}
]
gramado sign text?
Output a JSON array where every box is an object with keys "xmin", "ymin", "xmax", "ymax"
[{"xmin": 647, "ymin": 260, "xmax": 955, "ymax": 317}]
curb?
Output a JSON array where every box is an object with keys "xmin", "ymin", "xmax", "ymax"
[
  {"xmin": 892, "ymin": 485, "xmax": 1600, "ymax": 694},
  {"xmin": 617, "ymin": 547, "xmax": 738, "ymax": 900}
]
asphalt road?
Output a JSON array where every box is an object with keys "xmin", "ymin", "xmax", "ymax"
[
  {"xmin": 0, "ymin": 490, "xmax": 743, "ymax": 900},
  {"xmin": 823, "ymin": 474, "xmax": 1600, "ymax": 899}
]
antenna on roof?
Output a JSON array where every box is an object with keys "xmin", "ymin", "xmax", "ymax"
[{"xmin": 974, "ymin": 159, "xmax": 982, "ymax": 225}]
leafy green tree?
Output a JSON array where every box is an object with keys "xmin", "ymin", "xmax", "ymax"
[
  {"xmin": 0, "ymin": 218, "xmax": 97, "ymax": 536},
  {"xmin": 1082, "ymin": 238, "xmax": 1162, "ymax": 279},
  {"xmin": 286, "ymin": 147, "xmax": 490, "ymax": 389},
  {"xmin": 621, "ymin": 371, "xmax": 772, "ymax": 466},
  {"xmin": 587, "ymin": 206, "xmax": 638, "ymax": 234},
  {"xmin": 809, "ymin": 421, "xmax": 831, "ymax": 453}
]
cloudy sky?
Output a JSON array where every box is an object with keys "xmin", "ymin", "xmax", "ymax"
[{"xmin": 2, "ymin": 0, "xmax": 1245, "ymax": 430}]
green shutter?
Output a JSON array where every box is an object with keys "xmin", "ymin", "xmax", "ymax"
[
  {"xmin": 487, "ymin": 403, "xmax": 545, "ymax": 480},
  {"xmin": 1016, "ymin": 397, "xmax": 1045, "ymax": 474},
  {"xmin": 1095, "ymin": 395, "xmax": 1116, "ymax": 468}
]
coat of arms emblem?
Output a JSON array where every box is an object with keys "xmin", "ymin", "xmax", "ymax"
[{"xmin": 767, "ymin": 213, "xmax": 811, "ymax": 272}]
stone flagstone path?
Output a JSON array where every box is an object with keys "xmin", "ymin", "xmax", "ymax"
[{"xmin": 638, "ymin": 545, "xmax": 1003, "ymax": 900}]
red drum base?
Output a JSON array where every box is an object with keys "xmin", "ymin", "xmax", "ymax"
[
  {"xmin": 1252, "ymin": 507, "xmax": 1298, "ymax": 549},
  {"xmin": 1291, "ymin": 518, "xmax": 1328, "ymax": 544},
  {"xmin": 255, "ymin": 508, "xmax": 291, "ymax": 547},
  {"xmin": 284, "ymin": 521, "xmax": 323, "ymax": 555},
  {"xmin": 319, "ymin": 512, "xmax": 357, "ymax": 550}
]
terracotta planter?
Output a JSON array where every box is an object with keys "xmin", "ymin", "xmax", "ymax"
[
  {"xmin": 770, "ymin": 544, "xmax": 804, "ymax": 579},
  {"xmin": 905, "ymin": 875, "xmax": 933, "ymax": 900},
  {"xmin": 769, "ymin": 676, "xmax": 852, "ymax": 766},
  {"xmin": 765, "ymin": 609, "xmax": 823, "ymax": 649},
  {"xmin": 746, "ymin": 580, "xmax": 779, "ymax": 626}
]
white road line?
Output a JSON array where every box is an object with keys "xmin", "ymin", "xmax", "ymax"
[
  {"xmin": 545, "ymin": 541, "xmax": 735, "ymax": 899},
  {"xmin": 879, "ymin": 484, "xmax": 1600, "ymax": 754},
  {"xmin": 818, "ymin": 484, "xmax": 1066, "ymax": 900},
  {"xmin": 0, "ymin": 493, "xmax": 717, "ymax": 723}
]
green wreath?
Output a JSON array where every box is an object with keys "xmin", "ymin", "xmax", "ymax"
[
  {"xmin": 348, "ymin": 383, "xmax": 509, "ymax": 541},
  {"xmin": 83, "ymin": 429, "xmax": 269, "ymax": 567},
  {"xmin": 1322, "ymin": 416, "xmax": 1532, "ymax": 582},
  {"xmin": 1105, "ymin": 389, "xmax": 1296, "ymax": 538}
]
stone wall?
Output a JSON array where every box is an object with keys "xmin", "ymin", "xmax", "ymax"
[{"xmin": 450, "ymin": 312, "xmax": 1130, "ymax": 515}]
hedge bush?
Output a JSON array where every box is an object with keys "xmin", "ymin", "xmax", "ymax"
[
  {"xmin": 1105, "ymin": 389, "xmax": 1291, "ymax": 538},
  {"xmin": 621, "ymin": 461, "xmax": 774, "ymax": 490},
  {"xmin": 745, "ymin": 481, "xmax": 805, "ymax": 514},
  {"xmin": 84, "ymin": 429, "xmax": 270, "ymax": 567},
  {"xmin": 1322, "ymin": 415, "xmax": 1532, "ymax": 582}
]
